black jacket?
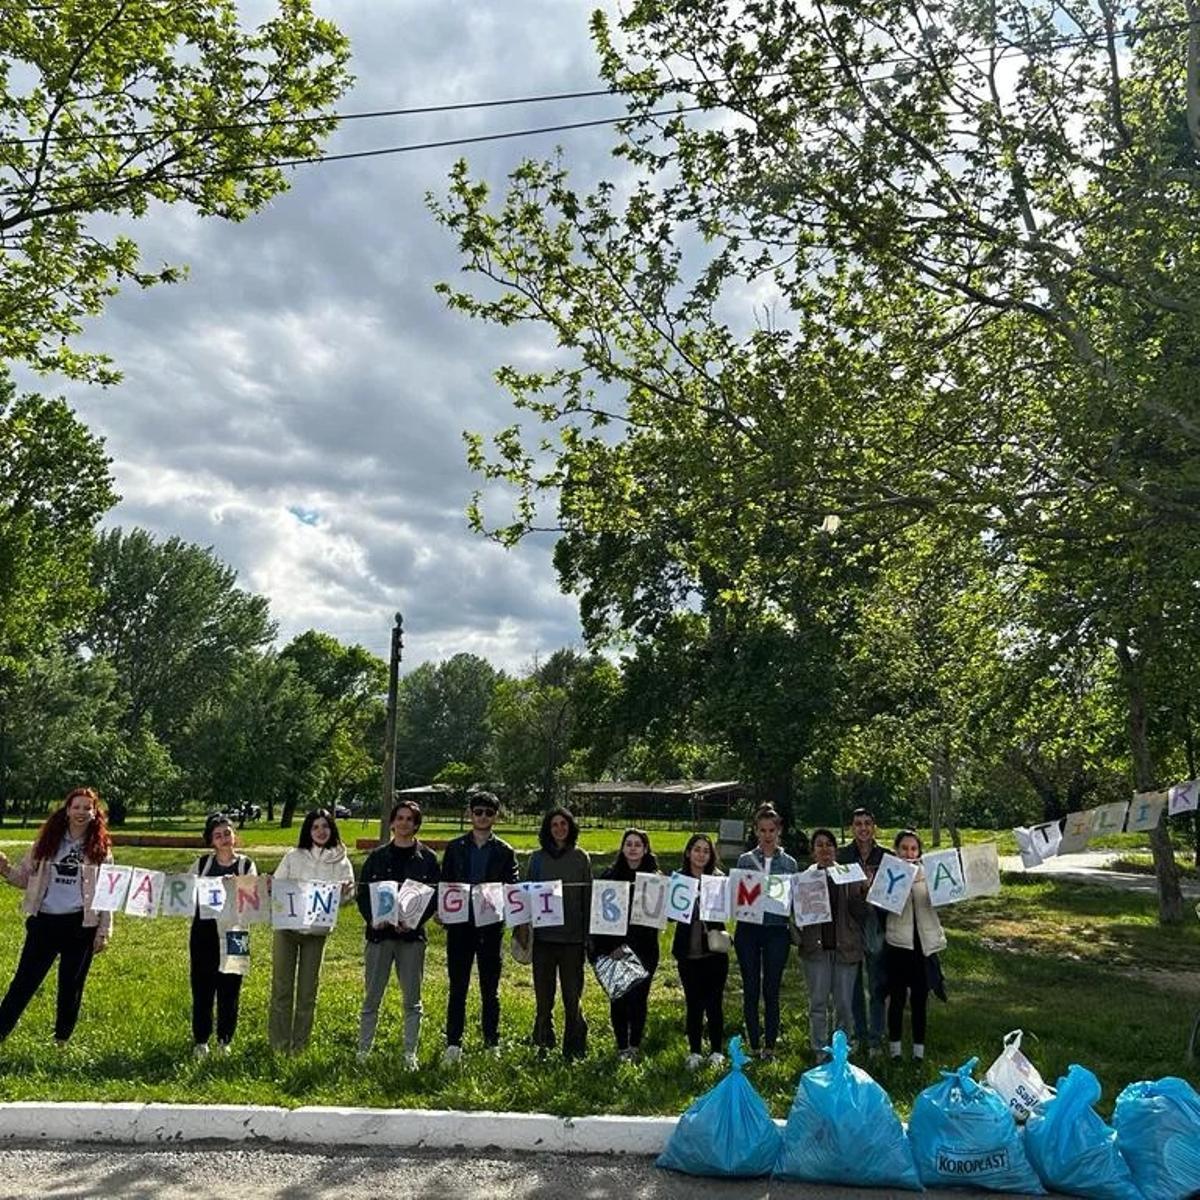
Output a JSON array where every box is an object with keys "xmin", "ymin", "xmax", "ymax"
[
  {"xmin": 440, "ymin": 833, "xmax": 519, "ymax": 886},
  {"xmin": 356, "ymin": 840, "xmax": 441, "ymax": 943}
]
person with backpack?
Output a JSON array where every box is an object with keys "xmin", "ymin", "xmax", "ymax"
[{"xmin": 190, "ymin": 811, "xmax": 257, "ymax": 1057}]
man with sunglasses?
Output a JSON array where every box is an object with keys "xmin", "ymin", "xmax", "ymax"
[{"xmin": 439, "ymin": 791, "xmax": 519, "ymax": 1063}]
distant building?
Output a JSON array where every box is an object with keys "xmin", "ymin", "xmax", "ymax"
[{"xmin": 568, "ymin": 779, "xmax": 743, "ymax": 826}]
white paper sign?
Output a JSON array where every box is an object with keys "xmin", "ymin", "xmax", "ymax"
[
  {"xmin": 699, "ymin": 874, "xmax": 730, "ymax": 921},
  {"xmin": 528, "ymin": 880, "xmax": 564, "ymax": 928},
  {"xmin": 162, "ymin": 873, "xmax": 197, "ymax": 918},
  {"xmin": 219, "ymin": 928, "xmax": 250, "ymax": 975},
  {"xmin": 473, "ymin": 881, "xmax": 505, "ymax": 927},
  {"xmin": 665, "ymin": 873, "xmax": 699, "ymax": 924},
  {"xmin": 196, "ymin": 873, "xmax": 227, "ymax": 920},
  {"xmin": 305, "ymin": 880, "xmax": 340, "ymax": 929},
  {"xmin": 1169, "ymin": 780, "xmax": 1200, "ymax": 815},
  {"xmin": 924, "ymin": 848, "xmax": 968, "ymax": 906},
  {"xmin": 1032, "ymin": 822, "xmax": 1062, "ymax": 859},
  {"xmin": 396, "ymin": 878, "xmax": 434, "ymax": 928},
  {"xmin": 438, "ymin": 882, "xmax": 471, "ymax": 925},
  {"xmin": 369, "ymin": 880, "xmax": 399, "ymax": 926},
  {"xmin": 123, "ymin": 868, "xmax": 164, "ymax": 918},
  {"xmin": 1059, "ymin": 809, "xmax": 1097, "ymax": 854},
  {"xmin": 1091, "ymin": 800, "xmax": 1130, "ymax": 835},
  {"xmin": 1127, "ymin": 791, "xmax": 1167, "ymax": 833},
  {"xmin": 792, "ymin": 871, "xmax": 833, "ymax": 927},
  {"xmin": 827, "ymin": 860, "xmax": 866, "ymax": 885},
  {"xmin": 590, "ymin": 879, "xmax": 631, "ymax": 936},
  {"xmin": 231, "ymin": 875, "xmax": 269, "ymax": 926},
  {"xmin": 91, "ymin": 865, "xmax": 132, "ymax": 913},
  {"xmin": 503, "ymin": 882, "xmax": 532, "ymax": 927},
  {"xmin": 273, "ymin": 879, "xmax": 308, "ymax": 930},
  {"xmin": 730, "ymin": 869, "xmax": 766, "ymax": 924},
  {"xmin": 1013, "ymin": 827, "xmax": 1043, "ymax": 869},
  {"xmin": 763, "ymin": 872, "xmax": 793, "ymax": 916},
  {"xmin": 961, "ymin": 842, "xmax": 1002, "ymax": 898},
  {"xmin": 867, "ymin": 853, "xmax": 918, "ymax": 915},
  {"xmin": 630, "ymin": 872, "xmax": 668, "ymax": 929}
]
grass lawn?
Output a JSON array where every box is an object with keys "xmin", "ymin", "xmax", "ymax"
[{"xmin": 0, "ymin": 841, "xmax": 1194, "ymax": 1120}]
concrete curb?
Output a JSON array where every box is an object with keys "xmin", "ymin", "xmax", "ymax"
[{"xmin": 0, "ymin": 1102, "xmax": 681, "ymax": 1155}]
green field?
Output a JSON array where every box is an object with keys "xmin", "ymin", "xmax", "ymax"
[{"xmin": 0, "ymin": 835, "xmax": 1194, "ymax": 1119}]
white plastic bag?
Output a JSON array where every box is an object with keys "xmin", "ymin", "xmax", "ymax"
[{"xmin": 985, "ymin": 1029, "xmax": 1054, "ymax": 1122}]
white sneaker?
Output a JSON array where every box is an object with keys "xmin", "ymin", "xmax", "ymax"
[
  {"xmin": 685, "ymin": 1052, "xmax": 704, "ymax": 1071},
  {"xmin": 708, "ymin": 1052, "xmax": 726, "ymax": 1069},
  {"xmin": 442, "ymin": 1044, "xmax": 463, "ymax": 1066},
  {"xmin": 193, "ymin": 1043, "xmax": 209, "ymax": 1061},
  {"xmin": 403, "ymin": 1051, "xmax": 419, "ymax": 1071},
  {"xmin": 216, "ymin": 1042, "xmax": 231, "ymax": 1057}
]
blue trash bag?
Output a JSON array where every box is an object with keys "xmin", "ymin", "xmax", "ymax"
[
  {"xmin": 908, "ymin": 1056, "xmax": 1045, "ymax": 1194},
  {"xmin": 1112, "ymin": 1076, "xmax": 1200, "ymax": 1200},
  {"xmin": 1024, "ymin": 1064, "xmax": 1144, "ymax": 1200},
  {"xmin": 773, "ymin": 1029, "xmax": 923, "ymax": 1190},
  {"xmin": 656, "ymin": 1036, "xmax": 782, "ymax": 1177}
]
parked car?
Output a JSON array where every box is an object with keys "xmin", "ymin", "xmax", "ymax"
[{"xmin": 333, "ymin": 802, "xmax": 352, "ymax": 819}]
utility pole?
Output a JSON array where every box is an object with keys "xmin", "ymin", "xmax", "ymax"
[{"xmin": 379, "ymin": 611, "xmax": 404, "ymax": 842}]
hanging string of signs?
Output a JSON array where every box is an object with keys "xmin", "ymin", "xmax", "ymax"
[
  {"xmin": 1012, "ymin": 781, "xmax": 1199, "ymax": 869},
  {"xmin": 365, "ymin": 843, "xmax": 1003, "ymax": 937},
  {"xmin": 86, "ymin": 843, "xmax": 1004, "ymax": 938}
]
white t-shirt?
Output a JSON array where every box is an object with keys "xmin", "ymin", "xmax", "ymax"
[{"xmin": 40, "ymin": 835, "xmax": 86, "ymax": 914}]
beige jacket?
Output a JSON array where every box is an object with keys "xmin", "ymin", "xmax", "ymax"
[
  {"xmin": 885, "ymin": 873, "xmax": 946, "ymax": 955},
  {"xmin": 3, "ymin": 850, "xmax": 115, "ymax": 938}
]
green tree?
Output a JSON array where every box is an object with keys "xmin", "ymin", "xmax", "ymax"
[
  {"xmin": 0, "ymin": 647, "xmax": 123, "ymax": 823},
  {"xmin": 181, "ymin": 652, "xmax": 324, "ymax": 823},
  {"xmin": 279, "ymin": 629, "xmax": 386, "ymax": 826},
  {"xmin": 0, "ymin": 0, "xmax": 351, "ymax": 382},
  {"xmin": 393, "ymin": 653, "xmax": 499, "ymax": 786},
  {"xmin": 0, "ymin": 369, "xmax": 115, "ymax": 675},
  {"xmin": 78, "ymin": 526, "xmax": 276, "ymax": 744},
  {"xmin": 432, "ymin": 0, "xmax": 1199, "ymax": 920}
]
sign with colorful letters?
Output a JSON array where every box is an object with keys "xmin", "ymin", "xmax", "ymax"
[
  {"xmin": 665, "ymin": 873, "xmax": 699, "ymax": 925},
  {"xmin": 590, "ymin": 879, "xmax": 631, "ymax": 936},
  {"xmin": 699, "ymin": 874, "xmax": 731, "ymax": 921},
  {"xmin": 924, "ymin": 848, "xmax": 969, "ymax": 906},
  {"xmin": 438, "ymin": 882, "xmax": 471, "ymax": 925},
  {"xmin": 729, "ymin": 869, "xmax": 766, "ymax": 924},
  {"xmin": 472, "ymin": 881, "xmax": 505, "ymax": 927},
  {"xmin": 866, "ymin": 853, "xmax": 918, "ymax": 915},
  {"xmin": 630, "ymin": 872, "xmax": 669, "ymax": 930}
]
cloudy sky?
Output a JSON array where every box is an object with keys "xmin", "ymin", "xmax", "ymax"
[{"xmin": 45, "ymin": 2, "xmax": 635, "ymax": 672}]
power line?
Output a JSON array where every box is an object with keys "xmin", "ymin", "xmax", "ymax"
[
  {"xmin": 0, "ymin": 15, "xmax": 1193, "ymax": 150},
  {"xmin": 0, "ymin": 15, "xmax": 1194, "ymax": 204},
  {"xmin": 0, "ymin": 107, "xmax": 703, "ymax": 202}
]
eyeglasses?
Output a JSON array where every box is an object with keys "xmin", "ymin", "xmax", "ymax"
[{"xmin": 471, "ymin": 807, "xmax": 498, "ymax": 817}]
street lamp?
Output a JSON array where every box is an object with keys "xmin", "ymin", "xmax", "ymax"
[{"xmin": 379, "ymin": 611, "xmax": 403, "ymax": 842}]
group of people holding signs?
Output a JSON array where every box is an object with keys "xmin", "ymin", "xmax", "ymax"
[{"xmin": 0, "ymin": 788, "xmax": 998, "ymax": 1067}]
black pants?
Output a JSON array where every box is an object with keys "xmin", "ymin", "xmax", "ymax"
[
  {"xmin": 445, "ymin": 922, "xmax": 504, "ymax": 1047},
  {"xmin": 885, "ymin": 944, "xmax": 929, "ymax": 1044},
  {"xmin": 0, "ymin": 912, "xmax": 96, "ymax": 1042},
  {"xmin": 608, "ymin": 939, "xmax": 659, "ymax": 1050},
  {"xmin": 677, "ymin": 953, "xmax": 729, "ymax": 1054},
  {"xmin": 531, "ymin": 940, "xmax": 588, "ymax": 1057},
  {"xmin": 190, "ymin": 920, "xmax": 243, "ymax": 1045}
]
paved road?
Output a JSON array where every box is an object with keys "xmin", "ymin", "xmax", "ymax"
[
  {"xmin": 999, "ymin": 849, "xmax": 1200, "ymax": 899},
  {"xmin": 0, "ymin": 1146, "xmax": 1035, "ymax": 1199}
]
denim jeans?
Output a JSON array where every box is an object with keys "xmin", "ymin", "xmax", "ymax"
[{"xmin": 734, "ymin": 922, "xmax": 791, "ymax": 1049}]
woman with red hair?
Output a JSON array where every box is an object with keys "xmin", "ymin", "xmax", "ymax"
[{"xmin": 0, "ymin": 787, "xmax": 114, "ymax": 1044}]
